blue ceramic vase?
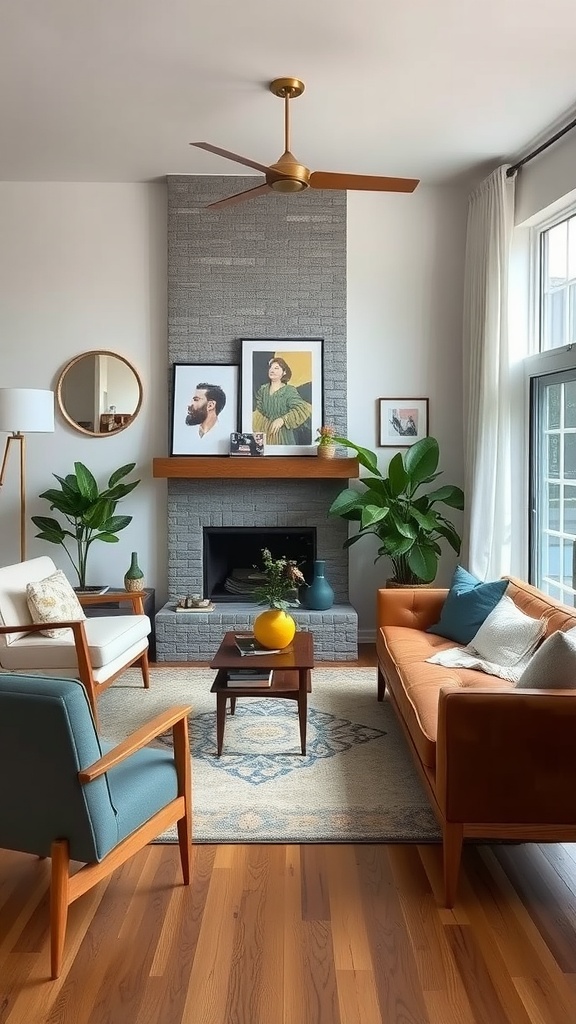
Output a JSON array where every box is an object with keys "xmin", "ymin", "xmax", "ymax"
[{"xmin": 304, "ymin": 560, "xmax": 334, "ymax": 611}]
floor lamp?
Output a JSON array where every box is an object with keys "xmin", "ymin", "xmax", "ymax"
[{"xmin": 0, "ymin": 388, "xmax": 55, "ymax": 562}]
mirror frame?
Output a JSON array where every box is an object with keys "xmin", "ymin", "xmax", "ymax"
[{"xmin": 56, "ymin": 350, "xmax": 143, "ymax": 437}]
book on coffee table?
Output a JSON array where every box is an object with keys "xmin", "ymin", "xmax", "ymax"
[
  {"xmin": 234, "ymin": 635, "xmax": 281, "ymax": 656},
  {"xmin": 226, "ymin": 668, "xmax": 273, "ymax": 687}
]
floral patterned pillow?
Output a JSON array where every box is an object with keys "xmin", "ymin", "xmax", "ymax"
[{"xmin": 26, "ymin": 570, "xmax": 86, "ymax": 638}]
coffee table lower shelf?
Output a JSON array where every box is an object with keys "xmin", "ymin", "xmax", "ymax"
[{"xmin": 210, "ymin": 669, "xmax": 313, "ymax": 756}]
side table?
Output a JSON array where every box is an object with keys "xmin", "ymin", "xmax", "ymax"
[
  {"xmin": 210, "ymin": 630, "xmax": 314, "ymax": 756},
  {"xmin": 83, "ymin": 587, "xmax": 156, "ymax": 660}
]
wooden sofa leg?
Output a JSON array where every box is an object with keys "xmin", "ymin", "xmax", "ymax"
[
  {"xmin": 377, "ymin": 666, "xmax": 386, "ymax": 702},
  {"xmin": 442, "ymin": 823, "xmax": 464, "ymax": 908},
  {"xmin": 50, "ymin": 839, "xmax": 71, "ymax": 979}
]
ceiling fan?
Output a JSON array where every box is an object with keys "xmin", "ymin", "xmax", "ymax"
[{"xmin": 191, "ymin": 77, "xmax": 420, "ymax": 210}]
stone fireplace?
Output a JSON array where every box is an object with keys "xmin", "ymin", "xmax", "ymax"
[{"xmin": 154, "ymin": 174, "xmax": 358, "ymax": 660}]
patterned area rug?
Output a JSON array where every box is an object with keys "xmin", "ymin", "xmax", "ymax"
[{"xmin": 98, "ymin": 666, "xmax": 441, "ymax": 843}]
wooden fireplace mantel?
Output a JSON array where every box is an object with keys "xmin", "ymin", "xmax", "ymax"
[{"xmin": 152, "ymin": 456, "xmax": 360, "ymax": 480}]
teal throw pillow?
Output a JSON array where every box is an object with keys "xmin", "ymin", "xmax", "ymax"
[{"xmin": 426, "ymin": 565, "xmax": 508, "ymax": 645}]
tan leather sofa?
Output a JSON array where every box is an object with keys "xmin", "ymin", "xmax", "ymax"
[{"xmin": 376, "ymin": 576, "xmax": 576, "ymax": 907}]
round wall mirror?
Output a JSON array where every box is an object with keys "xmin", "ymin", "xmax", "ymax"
[{"xmin": 57, "ymin": 351, "xmax": 143, "ymax": 436}]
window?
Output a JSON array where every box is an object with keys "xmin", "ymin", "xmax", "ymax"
[
  {"xmin": 540, "ymin": 213, "xmax": 576, "ymax": 351},
  {"xmin": 530, "ymin": 368, "xmax": 576, "ymax": 604},
  {"xmin": 528, "ymin": 206, "xmax": 576, "ymax": 599}
]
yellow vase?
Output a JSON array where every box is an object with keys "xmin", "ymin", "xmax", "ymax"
[{"xmin": 253, "ymin": 608, "xmax": 296, "ymax": 649}]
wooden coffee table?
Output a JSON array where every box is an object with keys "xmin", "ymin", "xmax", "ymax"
[{"xmin": 210, "ymin": 630, "xmax": 314, "ymax": 756}]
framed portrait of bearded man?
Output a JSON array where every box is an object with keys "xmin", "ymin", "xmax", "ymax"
[{"xmin": 170, "ymin": 363, "xmax": 239, "ymax": 456}]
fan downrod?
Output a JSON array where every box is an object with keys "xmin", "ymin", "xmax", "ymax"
[{"xmin": 269, "ymin": 77, "xmax": 305, "ymax": 99}]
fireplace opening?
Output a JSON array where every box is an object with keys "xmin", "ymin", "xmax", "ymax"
[{"xmin": 203, "ymin": 527, "xmax": 316, "ymax": 602}]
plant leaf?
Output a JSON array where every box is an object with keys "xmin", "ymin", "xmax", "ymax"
[
  {"xmin": 107, "ymin": 463, "xmax": 137, "ymax": 488},
  {"xmin": 410, "ymin": 507, "xmax": 439, "ymax": 531},
  {"xmin": 104, "ymin": 480, "xmax": 140, "ymax": 501},
  {"xmin": 387, "ymin": 453, "xmax": 408, "ymax": 496},
  {"xmin": 435, "ymin": 518, "xmax": 462, "ymax": 553},
  {"xmin": 360, "ymin": 505, "xmax": 390, "ymax": 529},
  {"xmin": 100, "ymin": 514, "xmax": 132, "ymax": 533},
  {"xmin": 425, "ymin": 484, "xmax": 465, "ymax": 509},
  {"xmin": 328, "ymin": 488, "xmax": 368, "ymax": 519},
  {"xmin": 407, "ymin": 543, "xmax": 438, "ymax": 583},
  {"xmin": 92, "ymin": 533, "xmax": 120, "ymax": 543},
  {"xmin": 404, "ymin": 437, "xmax": 439, "ymax": 488},
  {"xmin": 387, "ymin": 512, "xmax": 417, "ymax": 540},
  {"xmin": 82, "ymin": 498, "xmax": 114, "ymax": 529},
  {"xmin": 332, "ymin": 436, "xmax": 381, "ymax": 476},
  {"xmin": 74, "ymin": 463, "xmax": 99, "ymax": 502}
]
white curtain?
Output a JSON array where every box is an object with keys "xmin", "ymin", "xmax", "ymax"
[{"xmin": 462, "ymin": 164, "xmax": 516, "ymax": 579}]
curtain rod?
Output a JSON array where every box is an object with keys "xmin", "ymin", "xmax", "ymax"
[{"xmin": 506, "ymin": 113, "xmax": 576, "ymax": 177}]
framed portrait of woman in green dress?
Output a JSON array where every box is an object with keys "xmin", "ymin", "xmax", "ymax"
[{"xmin": 240, "ymin": 338, "xmax": 323, "ymax": 456}]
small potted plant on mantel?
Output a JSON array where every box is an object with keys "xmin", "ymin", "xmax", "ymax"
[{"xmin": 315, "ymin": 424, "xmax": 337, "ymax": 459}]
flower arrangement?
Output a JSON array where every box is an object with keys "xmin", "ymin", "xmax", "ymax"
[
  {"xmin": 316, "ymin": 424, "xmax": 336, "ymax": 447},
  {"xmin": 252, "ymin": 547, "xmax": 307, "ymax": 610}
]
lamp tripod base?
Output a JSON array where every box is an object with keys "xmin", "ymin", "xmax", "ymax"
[{"xmin": 0, "ymin": 432, "xmax": 27, "ymax": 562}]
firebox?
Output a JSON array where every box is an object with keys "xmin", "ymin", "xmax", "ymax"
[{"xmin": 203, "ymin": 527, "xmax": 316, "ymax": 602}]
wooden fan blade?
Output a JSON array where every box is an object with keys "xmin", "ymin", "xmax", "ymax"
[
  {"xmin": 207, "ymin": 183, "xmax": 272, "ymax": 210},
  {"xmin": 309, "ymin": 171, "xmax": 419, "ymax": 194},
  {"xmin": 191, "ymin": 142, "xmax": 273, "ymax": 176}
]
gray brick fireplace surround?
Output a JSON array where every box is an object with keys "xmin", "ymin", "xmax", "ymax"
[{"xmin": 156, "ymin": 175, "xmax": 358, "ymax": 661}]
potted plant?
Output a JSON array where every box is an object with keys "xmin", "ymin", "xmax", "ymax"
[
  {"xmin": 32, "ymin": 462, "xmax": 141, "ymax": 590},
  {"xmin": 315, "ymin": 425, "xmax": 337, "ymax": 459},
  {"xmin": 328, "ymin": 436, "xmax": 464, "ymax": 585},
  {"xmin": 252, "ymin": 547, "xmax": 307, "ymax": 648}
]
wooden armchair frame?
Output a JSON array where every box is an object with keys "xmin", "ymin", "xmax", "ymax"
[
  {"xmin": 50, "ymin": 703, "xmax": 192, "ymax": 978},
  {"xmin": 0, "ymin": 590, "xmax": 150, "ymax": 729}
]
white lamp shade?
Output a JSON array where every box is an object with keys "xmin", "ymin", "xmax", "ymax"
[{"xmin": 0, "ymin": 388, "xmax": 55, "ymax": 433}]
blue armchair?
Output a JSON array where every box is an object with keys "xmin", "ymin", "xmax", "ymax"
[{"xmin": 0, "ymin": 673, "xmax": 192, "ymax": 979}]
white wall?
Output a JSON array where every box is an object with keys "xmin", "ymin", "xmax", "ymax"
[
  {"xmin": 0, "ymin": 180, "xmax": 468, "ymax": 634},
  {"xmin": 0, "ymin": 183, "xmax": 168, "ymax": 600},
  {"xmin": 347, "ymin": 186, "xmax": 468, "ymax": 635}
]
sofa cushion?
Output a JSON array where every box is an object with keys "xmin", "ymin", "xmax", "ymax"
[
  {"xmin": 426, "ymin": 565, "xmax": 507, "ymax": 644},
  {"xmin": 516, "ymin": 627, "xmax": 576, "ymax": 689},
  {"xmin": 26, "ymin": 569, "xmax": 86, "ymax": 638},
  {"xmin": 0, "ymin": 615, "xmax": 150, "ymax": 672},
  {"xmin": 378, "ymin": 624, "xmax": 510, "ymax": 769},
  {"xmin": 469, "ymin": 594, "xmax": 546, "ymax": 666}
]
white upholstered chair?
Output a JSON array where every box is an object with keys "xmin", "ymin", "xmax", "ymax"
[{"xmin": 0, "ymin": 556, "xmax": 151, "ymax": 727}]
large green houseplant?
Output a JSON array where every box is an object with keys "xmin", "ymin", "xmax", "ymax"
[
  {"xmin": 328, "ymin": 436, "xmax": 464, "ymax": 585},
  {"xmin": 32, "ymin": 462, "xmax": 140, "ymax": 589}
]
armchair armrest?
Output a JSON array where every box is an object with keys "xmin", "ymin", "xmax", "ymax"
[
  {"xmin": 78, "ymin": 705, "xmax": 193, "ymax": 782},
  {"xmin": 78, "ymin": 591, "xmax": 145, "ymax": 614},
  {"xmin": 376, "ymin": 587, "xmax": 448, "ymax": 631},
  {"xmin": 436, "ymin": 687, "xmax": 576, "ymax": 823},
  {"xmin": 0, "ymin": 618, "xmax": 92, "ymax": 676}
]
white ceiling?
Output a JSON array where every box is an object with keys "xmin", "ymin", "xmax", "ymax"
[{"xmin": 2, "ymin": 0, "xmax": 576, "ymax": 186}]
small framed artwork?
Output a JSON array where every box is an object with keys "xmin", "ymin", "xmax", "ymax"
[
  {"xmin": 240, "ymin": 337, "xmax": 323, "ymax": 456},
  {"xmin": 378, "ymin": 397, "xmax": 429, "ymax": 447},
  {"xmin": 170, "ymin": 364, "xmax": 239, "ymax": 456}
]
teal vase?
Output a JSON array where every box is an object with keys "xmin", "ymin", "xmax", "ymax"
[
  {"xmin": 124, "ymin": 551, "xmax": 145, "ymax": 592},
  {"xmin": 304, "ymin": 560, "xmax": 334, "ymax": 610}
]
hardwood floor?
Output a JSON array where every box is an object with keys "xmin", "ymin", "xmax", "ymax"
[{"xmin": 2, "ymin": 646, "xmax": 576, "ymax": 1023}]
